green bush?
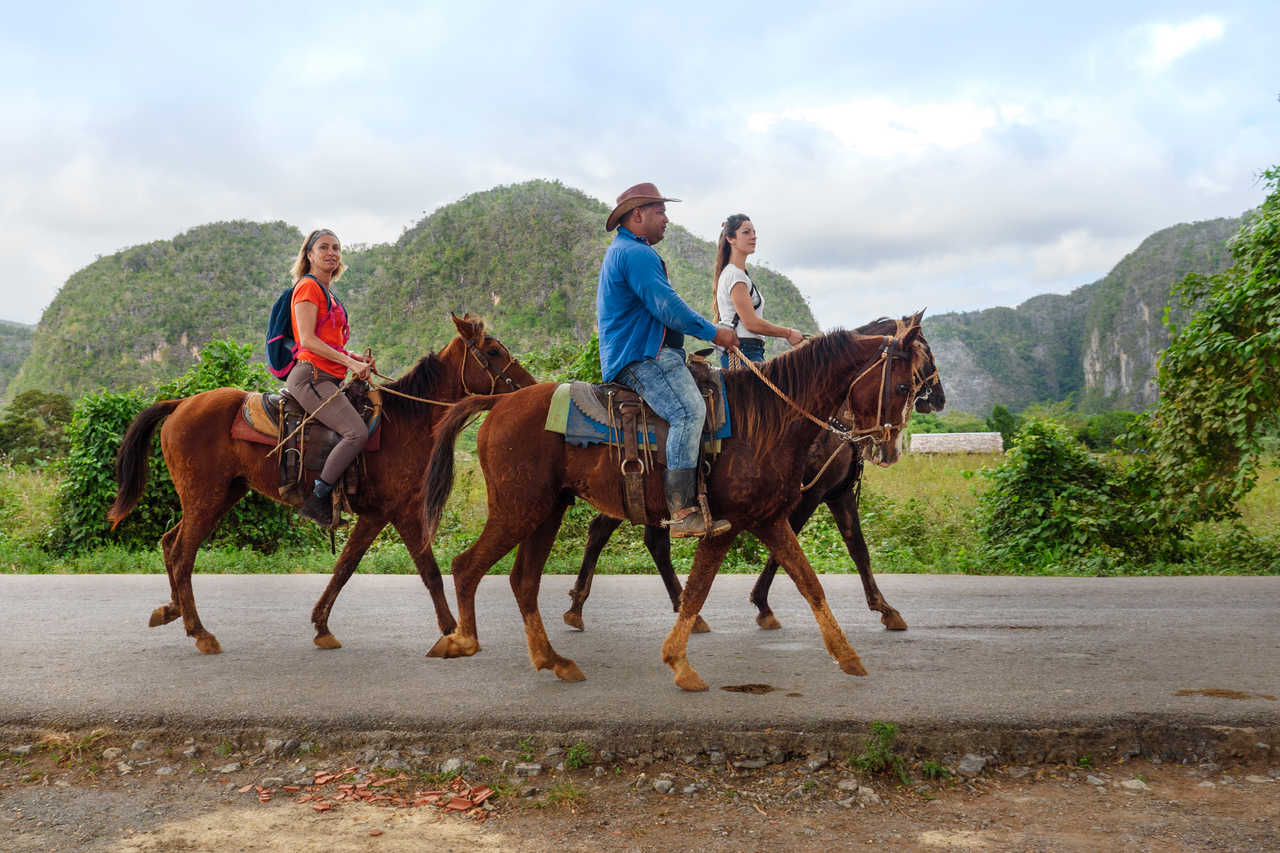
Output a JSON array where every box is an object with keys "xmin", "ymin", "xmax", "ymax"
[
  {"xmin": 0, "ymin": 391, "xmax": 72, "ymax": 466},
  {"xmin": 978, "ymin": 419, "xmax": 1176, "ymax": 567},
  {"xmin": 47, "ymin": 339, "xmax": 318, "ymax": 555}
]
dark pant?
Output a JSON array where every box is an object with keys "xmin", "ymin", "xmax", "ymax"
[
  {"xmin": 721, "ymin": 337, "xmax": 765, "ymax": 369},
  {"xmin": 285, "ymin": 362, "xmax": 368, "ymax": 485}
]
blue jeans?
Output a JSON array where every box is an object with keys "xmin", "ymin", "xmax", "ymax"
[
  {"xmin": 720, "ymin": 337, "xmax": 765, "ymax": 369},
  {"xmin": 615, "ymin": 346, "xmax": 705, "ymax": 471}
]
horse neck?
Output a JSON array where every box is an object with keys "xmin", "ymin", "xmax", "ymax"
[
  {"xmin": 775, "ymin": 332, "xmax": 884, "ymax": 424},
  {"xmin": 434, "ymin": 338, "xmax": 470, "ymax": 401}
]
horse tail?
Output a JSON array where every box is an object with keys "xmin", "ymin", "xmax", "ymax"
[
  {"xmin": 423, "ymin": 394, "xmax": 501, "ymax": 540},
  {"xmin": 106, "ymin": 399, "xmax": 182, "ymax": 528}
]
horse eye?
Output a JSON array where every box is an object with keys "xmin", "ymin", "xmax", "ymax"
[
  {"xmin": 897, "ymin": 384, "xmax": 910, "ymax": 395},
  {"xmin": 487, "ymin": 348, "xmax": 500, "ymax": 357}
]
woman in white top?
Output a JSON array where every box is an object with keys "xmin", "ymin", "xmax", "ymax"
[{"xmin": 712, "ymin": 214, "xmax": 804, "ymax": 368}]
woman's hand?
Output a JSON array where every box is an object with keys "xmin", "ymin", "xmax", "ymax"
[
  {"xmin": 785, "ymin": 328, "xmax": 804, "ymax": 347},
  {"xmin": 348, "ymin": 356, "xmax": 373, "ymax": 382}
]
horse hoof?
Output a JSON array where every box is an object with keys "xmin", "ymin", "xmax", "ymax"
[
  {"xmin": 562, "ymin": 611, "xmax": 585, "ymax": 631},
  {"xmin": 691, "ymin": 615, "xmax": 711, "ymax": 634},
  {"xmin": 554, "ymin": 661, "xmax": 586, "ymax": 682},
  {"xmin": 195, "ymin": 635, "xmax": 222, "ymax": 655},
  {"xmin": 674, "ymin": 669, "xmax": 708, "ymax": 692},
  {"xmin": 149, "ymin": 605, "xmax": 178, "ymax": 627},
  {"xmin": 426, "ymin": 634, "xmax": 478, "ymax": 659},
  {"xmin": 838, "ymin": 654, "xmax": 868, "ymax": 676},
  {"xmin": 881, "ymin": 613, "xmax": 909, "ymax": 631},
  {"xmin": 756, "ymin": 613, "xmax": 782, "ymax": 631},
  {"xmin": 314, "ymin": 633, "xmax": 342, "ymax": 650}
]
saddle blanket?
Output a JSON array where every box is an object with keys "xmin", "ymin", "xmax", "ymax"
[{"xmin": 542, "ymin": 379, "xmax": 731, "ymax": 451}]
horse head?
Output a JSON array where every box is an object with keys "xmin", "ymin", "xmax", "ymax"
[
  {"xmin": 837, "ymin": 311, "xmax": 931, "ymax": 466},
  {"xmin": 449, "ymin": 312, "xmax": 537, "ymax": 394}
]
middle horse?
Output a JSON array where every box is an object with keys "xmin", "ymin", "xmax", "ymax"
[
  {"xmin": 422, "ymin": 315, "xmax": 926, "ymax": 690},
  {"xmin": 563, "ymin": 315, "xmax": 945, "ymax": 634}
]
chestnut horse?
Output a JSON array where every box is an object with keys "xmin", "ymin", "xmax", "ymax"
[
  {"xmin": 106, "ymin": 314, "xmax": 534, "ymax": 655},
  {"xmin": 421, "ymin": 316, "xmax": 925, "ymax": 690},
  {"xmin": 563, "ymin": 317, "xmax": 945, "ymax": 635}
]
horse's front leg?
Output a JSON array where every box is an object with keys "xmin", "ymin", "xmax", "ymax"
[
  {"xmin": 750, "ymin": 493, "xmax": 824, "ymax": 630},
  {"xmin": 661, "ymin": 534, "xmax": 734, "ymax": 691},
  {"xmin": 752, "ymin": 518, "xmax": 868, "ymax": 677},
  {"xmin": 645, "ymin": 524, "xmax": 710, "ymax": 633},
  {"xmin": 563, "ymin": 513, "xmax": 622, "ymax": 631},
  {"xmin": 827, "ymin": 490, "xmax": 907, "ymax": 630},
  {"xmin": 310, "ymin": 514, "xmax": 386, "ymax": 649}
]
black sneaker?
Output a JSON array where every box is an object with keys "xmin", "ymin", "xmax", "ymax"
[{"xmin": 300, "ymin": 491, "xmax": 334, "ymax": 528}]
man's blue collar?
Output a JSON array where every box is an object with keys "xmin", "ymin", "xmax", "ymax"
[{"xmin": 617, "ymin": 225, "xmax": 649, "ymax": 245}]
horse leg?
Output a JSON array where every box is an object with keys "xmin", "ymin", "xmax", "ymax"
[
  {"xmin": 510, "ymin": 499, "xmax": 584, "ymax": 681},
  {"xmin": 644, "ymin": 524, "xmax": 709, "ymax": 633},
  {"xmin": 752, "ymin": 517, "xmax": 867, "ymax": 677},
  {"xmin": 828, "ymin": 490, "xmax": 907, "ymax": 630},
  {"xmin": 750, "ymin": 494, "xmax": 823, "ymax": 631},
  {"xmin": 395, "ymin": 511, "xmax": 458, "ymax": 637},
  {"xmin": 563, "ymin": 513, "xmax": 622, "ymax": 631},
  {"xmin": 660, "ymin": 534, "xmax": 734, "ymax": 691},
  {"xmin": 149, "ymin": 523, "xmax": 184, "ymax": 627},
  {"xmin": 426, "ymin": 520, "xmax": 527, "ymax": 659},
  {"xmin": 168, "ymin": 480, "xmax": 248, "ymax": 655},
  {"xmin": 310, "ymin": 514, "xmax": 386, "ymax": 649}
]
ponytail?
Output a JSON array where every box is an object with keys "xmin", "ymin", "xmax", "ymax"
[{"xmin": 712, "ymin": 214, "xmax": 751, "ymax": 322}]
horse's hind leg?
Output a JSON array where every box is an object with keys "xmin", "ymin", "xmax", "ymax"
[
  {"xmin": 753, "ymin": 517, "xmax": 867, "ymax": 677},
  {"xmin": 167, "ymin": 481, "xmax": 248, "ymax": 655},
  {"xmin": 828, "ymin": 490, "xmax": 907, "ymax": 630},
  {"xmin": 395, "ymin": 511, "xmax": 457, "ymax": 636},
  {"xmin": 660, "ymin": 534, "xmax": 734, "ymax": 691},
  {"xmin": 750, "ymin": 493, "xmax": 822, "ymax": 630},
  {"xmin": 149, "ymin": 523, "xmax": 184, "ymax": 627},
  {"xmin": 564, "ymin": 512, "xmax": 622, "ymax": 631},
  {"xmin": 510, "ymin": 498, "xmax": 582, "ymax": 681},
  {"xmin": 310, "ymin": 514, "xmax": 386, "ymax": 649}
]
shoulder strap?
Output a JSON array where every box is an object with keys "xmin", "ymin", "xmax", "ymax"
[{"xmin": 297, "ymin": 274, "xmax": 333, "ymax": 311}]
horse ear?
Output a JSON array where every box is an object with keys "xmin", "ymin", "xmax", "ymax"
[{"xmin": 451, "ymin": 312, "xmax": 479, "ymax": 338}]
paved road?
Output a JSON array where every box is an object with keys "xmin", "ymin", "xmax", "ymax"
[{"xmin": 1, "ymin": 574, "xmax": 1277, "ymax": 740}]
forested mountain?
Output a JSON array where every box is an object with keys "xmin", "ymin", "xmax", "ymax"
[
  {"xmin": 927, "ymin": 215, "xmax": 1243, "ymax": 415},
  {"xmin": 8, "ymin": 181, "xmax": 817, "ymax": 398},
  {"xmin": 0, "ymin": 320, "xmax": 35, "ymax": 397}
]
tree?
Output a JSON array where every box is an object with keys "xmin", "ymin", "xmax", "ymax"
[
  {"xmin": 1133, "ymin": 164, "xmax": 1280, "ymax": 524},
  {"xmin": 0, "ymin": 390, "xmax": 73, "ymax": 465},
  {"xmin": 985, "ymin": 404, "xmax": 1021, "ymax": 447}
]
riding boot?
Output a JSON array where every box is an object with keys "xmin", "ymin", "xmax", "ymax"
[
  {"xmin": 664, "ymin": 468, "xmax": 730, "ymax": 538},
  {"xmin": 300, "ymin": 479, "xmax": 335, "ymax": 528}
]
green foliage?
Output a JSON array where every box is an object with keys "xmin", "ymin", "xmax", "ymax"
[
  {"xmin": 0, "ymin": 390, "xmax": 72, "ymax": 465},
  {"xmin": 979, "ymin": 420, "xmax": 1178, "ymax": 567},
  {"xmin": 985, "ymin": 404, "xmax": 1021, "ymax": 447},
  {"xmin": 1075, "ymin": 410, "xmax": 1138, "ymax": 451},
  {"xmin": 1130, "ymin": 165, "xmax": 1280, "ymax": 526},
  {"xmin": 520, "ymin": 332, "xmax": 602, "ymax": 383},
  {"xmin": 920, "ymin": 759, "xmax": 950, "ymax": 780},
  {"xmin": 906, "ymin": 410, "xmax": 989, "ymax": 435},
  {"xmin": 563, "ymin": 741, "xmax": 592, "ymax": 770},
  {"xmin": 0, "ymin": 320, "xmax": 35, "ymax": 400},
  {"xmin": 46, "ymin": 339, "xmax": 314, "ymax": 555},
  {"xmin": 849, "ymin": 721, "xmax": 909, "ymax": 786}
]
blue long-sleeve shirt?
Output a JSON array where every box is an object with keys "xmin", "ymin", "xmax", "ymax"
[{"xmin": 596, "ymin": 227, "xmax": 719, "ymax": 381}]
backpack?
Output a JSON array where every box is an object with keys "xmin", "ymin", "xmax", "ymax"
[{"xmin": 265, "ymin": 274, "xmax": 333, "ymax": 379}]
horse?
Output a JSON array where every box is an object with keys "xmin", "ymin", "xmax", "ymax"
[
  {"xmin": 106, "ymin": 314, "xmax": 535, "ymax": 655},
  {"xmin": 562, "ymin": 316, "xmax": 945, "ymax": 635},
  {"xmin": 421, "ymin": 313, "xmax": 926, "ymax": 690}
]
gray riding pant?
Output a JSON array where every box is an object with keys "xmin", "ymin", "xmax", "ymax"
[{"xmin": 285, "ymin": 362, "xmax": 368, "ymax": 486}]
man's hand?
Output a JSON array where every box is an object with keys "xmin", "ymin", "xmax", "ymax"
[{"xmin": 713, "ymin": 326, "xmax": 740, "ymax": 351}]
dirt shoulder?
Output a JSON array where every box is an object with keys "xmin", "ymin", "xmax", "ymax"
[{"xmin": 4, "ymin": 729, "xmax": 1279, "ymax": 852}]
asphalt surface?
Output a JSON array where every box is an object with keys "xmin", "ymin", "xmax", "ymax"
[{"xmin": 1, "ymin": 574, "xmax": 1277, "ymax": 740}]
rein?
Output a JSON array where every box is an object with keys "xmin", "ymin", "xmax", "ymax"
[{"xmin": 463, "ymin": 338, "xmax": 524, "ymax": 395}]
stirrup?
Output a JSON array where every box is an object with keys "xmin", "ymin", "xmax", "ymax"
[{"xmin": 665, "ymin": 507, "xmax": 731, "ymax": 539}]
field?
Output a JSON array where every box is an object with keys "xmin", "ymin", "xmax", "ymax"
[{"xmin": 2, "ymin": 433, "xmax": 1277, "ymax": 576}]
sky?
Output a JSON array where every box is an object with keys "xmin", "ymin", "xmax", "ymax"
[{"xmin": 2, "ymin": 0, "xmax": 1277, "ymax": 330}]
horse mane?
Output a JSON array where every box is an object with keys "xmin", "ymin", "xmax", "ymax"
[
  {"xmin": 380, "ymin": 353, "xmax": 448, "ymax": 415},
  {"xmin": 721, "ymin": 318, "xmax": 928, "ymax": 455}
]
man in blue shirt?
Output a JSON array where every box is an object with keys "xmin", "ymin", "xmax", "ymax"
[{"xmin": 597, "ymin": 182, "xmax": 739, "ymax": 538}]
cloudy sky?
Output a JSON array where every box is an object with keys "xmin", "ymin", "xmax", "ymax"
[{"xmin": 3, "ymin": 1, "xmax": 1276, "ymax": 329}]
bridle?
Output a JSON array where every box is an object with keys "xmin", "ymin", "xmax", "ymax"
[
  {"xmin": 462, "ymin": 335, "xmax": 526, "ymax": 395},
  {"xmin": 732, "ymin": 329, "xmax": 919, "ymax": 453}
]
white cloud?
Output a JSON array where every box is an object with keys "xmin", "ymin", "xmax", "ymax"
[{"xmin": 1139, "ymin": 16, "xmax": 1226, "ymax": 72}]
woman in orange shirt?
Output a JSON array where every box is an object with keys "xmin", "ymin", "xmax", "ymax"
[{"xmin": 285, "ymin": 228, "xmax": 374, "ymax": 526}]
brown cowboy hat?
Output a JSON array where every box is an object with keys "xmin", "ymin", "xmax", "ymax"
[{"xmin": 605, "ymin": 182, "xmax": 681, "ymax": 232}]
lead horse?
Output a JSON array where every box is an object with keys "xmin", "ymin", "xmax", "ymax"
[
  {"xmin": 106, "ymin": 314, "xmax": 534, "ymax": 654},
  {"xmin": 563, "ymin": 316, "xmax": 945, "ymax": 634},
  {"xmin": 422, "ymin": 314, "xmax": 926, "ymax": 690}
]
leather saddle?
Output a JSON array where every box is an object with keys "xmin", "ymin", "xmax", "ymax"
[
  {"xmin": 231, "ymin": 383, "xmax": 382, "ymax": 506},
  {"xmin": 565, "ymin": 352, "xmax": 728, "ymax": 525}
]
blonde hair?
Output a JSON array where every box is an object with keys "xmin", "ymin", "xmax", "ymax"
[
  {"xmin": 712, "ymin": 214, "xmax": 750, "ymax": 322},
  {"xmin": 290, "ymin": 228, "xmax": 347, "ymax": 282}
]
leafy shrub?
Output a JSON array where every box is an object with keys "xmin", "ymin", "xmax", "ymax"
[
  {"xmin": 1075, "ymin": 410, "xmax": 1138, "ymax": 451},
  {"xmin": 520, "ymin": 331, "xmax": 602, "ymax": 383},
  {"xmin": 979, "ymin": 419, "xmax": 1177, "ymax": 567},
  {"xmin": 0, "ymin": 391, "xmax": 72, "ymax": 466},
  {"xmin": 47, "ymin": 339, "xmax": 317, "ymax": 555},
  {"xmin": 849, "ymin": 721, "xmax": 909, "ymax": 785}
]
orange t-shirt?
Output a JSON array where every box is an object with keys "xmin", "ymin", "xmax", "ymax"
[{"xmin": 290, "ymin": 276, "xmax": 350, "ymax": 379}]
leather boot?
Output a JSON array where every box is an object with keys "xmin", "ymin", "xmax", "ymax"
[
  {"xmin": 300, "ymin": 483, "xmax": 334, "ymax": 528},
  {"xmin": 664, "ymin": 468, "xmax": 731, "ymax": 538}
]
